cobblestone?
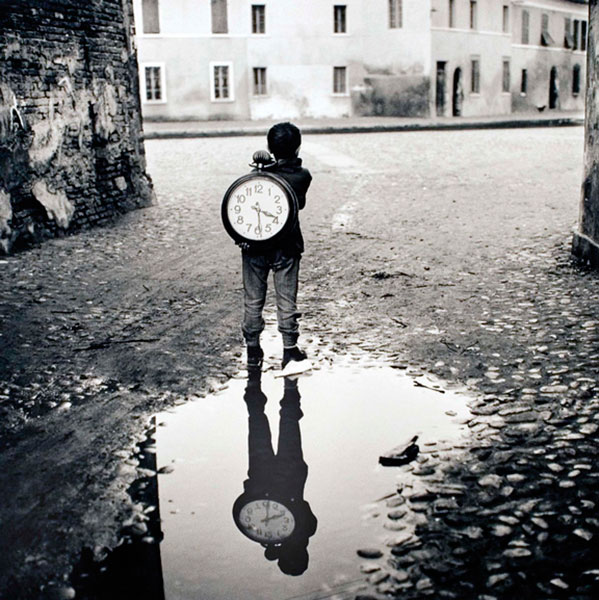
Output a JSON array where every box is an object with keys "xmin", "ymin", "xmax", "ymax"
[{"xmin": 2, "ymin": 127, "xmax": 599, "ymax": 598}]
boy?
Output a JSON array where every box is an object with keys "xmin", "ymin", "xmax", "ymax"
[{"xmin": 239, "ymin": 122, "xmax": 312, "ymax": 373}]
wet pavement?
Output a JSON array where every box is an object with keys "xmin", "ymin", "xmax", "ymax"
[
  {"xmin": 68, "ymin": 329, "xmax": 472, "ymax": 600},
  {"xmin": 3, "ymin": 127, "xmax": 599, "ymax": 599}
]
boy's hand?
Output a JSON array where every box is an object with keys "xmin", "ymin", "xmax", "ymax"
[{"xmin": 237, "ymin": 241, "xmax": 251, "ymax": 251}]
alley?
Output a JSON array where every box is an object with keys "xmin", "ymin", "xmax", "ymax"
[{"xmin": 2, "ymin": 126, "xmax": 599, "ymax": 598}]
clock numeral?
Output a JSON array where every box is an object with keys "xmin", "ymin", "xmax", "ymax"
[
  {"xmin": 272, "ymin": 216, "xmax": 279, "ymax": 225},
  {"xmin": 245, "ymin": 187, "xmax": 253, "ymax": 197},
  {"xmin": 246, "ymin": 224, "xmax": 252, "ymax": 233},
  {"xmin": 265, "ymin": 224, "xmax": 272, "ymax": 234},
  {"xmin": 237, "ymin": 216, "xmax": 244, "ymax": 224},
  {"xmin": 254, "ymin": 225, "xmax": 262, "ymax": 236},
  {"xmin": 247, "ymin": 508, "xmax": 253, "ymax": 514},
  {"xmin": 283, "ymin": 518, "xmax": 289, "ymax": 523},
  {"xmin": 274, "ymin": 195, "xmax": 281, "ymax": 203},
  {"xmin": 234, "ymin": 205, "xmax": 241, "ymax": 214},
  {"xmin": 235, "ymin": 194, "xmax": 246, "ymax": 203},
  {"xmin": 254, "ymin": 183, "xmax": 263, "ymax": 194},
  {"xmin": 276, "ymin": 206, "xmax": 282, "ymax": 214},
  {"xmin": 272, "ymin": 503, "xmax": 278, "ymax": 509}
]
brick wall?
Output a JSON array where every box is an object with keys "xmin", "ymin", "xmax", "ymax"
[{"xmin": 0, "ymin": 0, "xmax": 154, "ymax": 253}]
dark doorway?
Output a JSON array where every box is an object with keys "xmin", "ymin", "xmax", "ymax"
[
  {"xmin": 549, "ymin": 66, "xmax": 559, "ymax": 109},
  {"xmin": 436, "ymin": 61, "xmax": 447, "ymax": 116},
  {"xmin": 452, "ymin": 67, "xmax": 463, "ymax": 116}
]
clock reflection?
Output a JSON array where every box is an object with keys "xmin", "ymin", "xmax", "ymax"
[{"xmin": 232, "ymin": 373, "xmax": 318, "ymax": 576}]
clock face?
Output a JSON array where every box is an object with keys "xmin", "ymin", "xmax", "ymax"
[
  {"xmin": 238, "ymin": 499, "xmax": 296, "ymax": 543},
  {"xmin": 224, "ymin": 177, "xmax": 291, "ymax": 242}
]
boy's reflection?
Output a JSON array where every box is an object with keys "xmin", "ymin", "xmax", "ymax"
[{"xmin": 232, "ymin": 374, "xmax": 317, "ymax": 576}]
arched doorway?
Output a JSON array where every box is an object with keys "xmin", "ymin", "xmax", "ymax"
[
  {"xmin": 549, "ymin": 66, "xmax": 559, "ymax": 109},
  {"xmin": 452, "ymin": 67, "xmax": 463, "ymax": 116}
]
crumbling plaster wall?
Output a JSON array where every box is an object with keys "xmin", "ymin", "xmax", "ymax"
[{"xmin": 0, "ymin": 0, "xmax": 153, "ymax": 253}]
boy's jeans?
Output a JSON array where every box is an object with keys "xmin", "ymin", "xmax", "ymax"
[{"xmin": 242, "ymin": 252, "xmax": 301, "ymax": 348}]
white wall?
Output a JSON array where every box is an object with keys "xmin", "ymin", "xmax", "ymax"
[{"xmin": 133, "ymin": 0, "xmax": 433, "ymax": 120}]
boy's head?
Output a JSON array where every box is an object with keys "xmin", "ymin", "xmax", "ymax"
[{"xmin": 267, "ymin": 122, "xmax": 301, "ymax": 160}]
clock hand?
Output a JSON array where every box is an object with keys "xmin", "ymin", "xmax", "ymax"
[
  {"xmin": 260, "ymin": 209, "xmax": 277, "ymax": 219},
  {"xmin": 251, "ymin": 203, "xmax": 262, "ymax": 230},
  {"xmin": 261, "ymin": 512, "xmax": 286, "ymax": 524}
]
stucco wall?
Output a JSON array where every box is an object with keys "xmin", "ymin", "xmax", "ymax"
[
  {"xmin": 430, "ymin": 0, "xmax": 587, "ymax": 117},
  {"xmin": 432, "ymin": 29, "xmax": 512, "ymax": 117},
  {"xmin": 431, "ymin": 0, "xmax": 512, "ymax": 117},
  {"xmin": 511, "ymin": 1, "xmax": 587, "ymax": 112},
  {"xmin": 0, "ymin": 0, "xmax": 153, "ymax": 253},
  {"xmin": 133, "ymin": 0, "xmax": 432, "ymax": 120}
]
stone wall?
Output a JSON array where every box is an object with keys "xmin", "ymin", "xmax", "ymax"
[{"xmin": 0, "ymin": 0, "xmax": 154, "ymax": 253}]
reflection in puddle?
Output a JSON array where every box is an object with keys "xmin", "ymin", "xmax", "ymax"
[
  {"xmin": 233, "ymin": 376, "xmax": 317, "ymax": 576},
  {"xmin": 74, "ymin": 352, "xmax": 472, "ymax": 599},
  {"xmin": 155, "ymin": 357, "xmax": 469, "ymax": 600}
]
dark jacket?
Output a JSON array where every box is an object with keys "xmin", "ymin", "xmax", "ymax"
[{"xmin": 245, "ymin": 157, "xmax": 312, "ymax": 258}]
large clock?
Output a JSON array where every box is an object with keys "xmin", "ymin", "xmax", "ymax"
[
  {"xmin": 222, "ymin": 171, "xmax": 299, "ymax": 248},
  {"xmin": 233, "ymin": 497, "xmax": 296, "ymax": 544}
]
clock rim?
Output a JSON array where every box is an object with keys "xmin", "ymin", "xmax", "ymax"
[
  {"xmin": 232, "ymin": 495, "xmax": 296, "ymax": 544},
  {"xmin": 221, "ymin": 172, "xmax": 299, "ymax": 248}
]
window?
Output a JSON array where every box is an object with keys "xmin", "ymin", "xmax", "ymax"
[
  {"xmin": 142, "ymin": 0, "xmax": 160, "ymax": 34},
  {"xmin": 211, "ymin": 63, "xmax": 233, "ymax": 101},
  {"xmin": 211, "ymin": 0, "xmax": 228, "ymax": 34},
  {"xmin": 253, "ymin": 67, "xmax": 267, "ymax": 96},
  {"xmin": 521, "ymin": 69, "xmax": 528, "ymax": 95},
  {"xmin": 581, "ymin": 21, "xmax": 587, "ymax": 52},
  {"xmin": 471, "ymin": 58, "xmax": 480, "ymax": 94},
  {"xmin": 333, "ymin": 66, "xmax": 347, "ymax": 94},
  {"xmin": 389, "ymin": 0, "xmax": 402, "ymax": 29},
  {"xmin": 470, "ymin": 1, "xmax": 477, "ymax": 30},
  {"xmin": 334, "ymin": 5, "xmax": 347, "ymax": 33},
  {"xmin": 573, "ymin": 19, "xmax": 579, "ymax": 49},
  {"xmin": 449, "ymin": 0, "xmax": 455, "ymax": 28},
  {"xmin": 573, "ymin": 64, "xmax": 581, "ymax": 95},
  {"xmin": 522, "ymin": 10, "xmax": 529, "ymax": 44},
  {"xmin": 252, "ymin": 4, "xmax": 265, "ymax": 34},
  {"xmin": 564, "ymin": 17, "xmax": 574, "ymax": 49},
  {"xmin": 502, "ymin": 60, "xmax": 510, "ymax": 93},
  {"xmin": 143, "ymin": 64, "xmax": 165, "ymax": 102},
  {"xmin": 541, "ymin": 14, "xmax": 554, "ymax": 46},
  {"xmin": 502, "ymin": 5, "xmax": 509, "ymax": 33}
]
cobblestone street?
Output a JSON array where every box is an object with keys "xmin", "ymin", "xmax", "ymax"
[{"xmin": 2, "ymin": 126, "xmax": 599, "ymax": 598}]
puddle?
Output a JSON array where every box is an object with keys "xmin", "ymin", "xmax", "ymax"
[{"xmin": 73, "ymin": 344, "xmax": 472, "ymax": 600}]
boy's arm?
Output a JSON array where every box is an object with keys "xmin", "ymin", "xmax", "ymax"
[{"xmin": 297, "ymin": 170, "xmax": 312, "ymax": 211}]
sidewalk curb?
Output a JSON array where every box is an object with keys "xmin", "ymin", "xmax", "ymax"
[{"xmin": 142, "ymin": 116, "xmax": 584, "ymax": 140}]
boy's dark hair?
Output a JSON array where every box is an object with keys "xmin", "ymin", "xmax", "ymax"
[{"xmin": 267, "ymin": 122, "xmax": 301, "ymax": 160}]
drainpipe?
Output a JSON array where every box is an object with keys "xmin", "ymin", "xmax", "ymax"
[{"xmin": 573, "ymin": 0, "xmax": 599, "ymax": 265}]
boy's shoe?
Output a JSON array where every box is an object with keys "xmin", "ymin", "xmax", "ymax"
[
  {"xmin": 282, "ymin": 346, "xmax": 307, "ymax": 369},
  {"xmin": 276, "ymin": 346, "xmax": 312, "ymax": 378},
  {"xmin": 247, "ymin": 345, "xmax": 264, "ymax": 370}
]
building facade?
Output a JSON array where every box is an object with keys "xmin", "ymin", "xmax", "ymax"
[
  {"xmin": 133, "ymin": 0, "xmax": 432, "ymax": 120},
  {"xmin": 431, "ymin": 0, "xmax": 588, "ymax": 117},
  {"xmin": 133, "ymin": 0, "xmax": 587, "ymax": 121}
]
